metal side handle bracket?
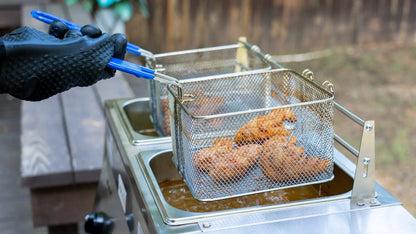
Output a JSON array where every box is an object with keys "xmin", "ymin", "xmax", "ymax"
[{"xmin": 351, "ymin": 120, "xmax": 380, "ymax": 208}]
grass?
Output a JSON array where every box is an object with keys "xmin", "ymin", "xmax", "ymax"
[{"xmin": 279, "ymin": 43, "xmax": 416, "ymax": 216}]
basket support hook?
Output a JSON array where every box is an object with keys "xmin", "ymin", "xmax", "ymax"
[{"xmin": 350, "ymin": 120, "xmax": 380, "ymax": 208}]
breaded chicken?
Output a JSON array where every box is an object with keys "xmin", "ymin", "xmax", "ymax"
[
  {"xmin": 234, "ymin": 107, "xmax": 296, "ymax": 145},
  {"xmin": 209, "ymin": 144, "xmax": 262, "ymax": 182},
  {"xmin": 193, "ymin": 138, "xmax": 232, "ymax": 172},
  {"xmin": 193, "ymin": 138, "xmax": 262, "ymax": 182},
  {"xmin": 160, "ymin": 89, "xmax": 225, "ymax": 136},
  {"xmin": 212, "ymin": 138, "xmax": 234, "ymax": 148},
  {"xmin": 270, "ymin": 108, "xmax": 297, "ymax": 123},
  {"xmin": 259, "ymin": 135, "xmax": 331, "ymax": 181}
]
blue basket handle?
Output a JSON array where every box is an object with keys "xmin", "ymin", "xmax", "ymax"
[
  {"xmin": 108, "ymin": 58, "xmax": 155, "ymax": 79},
  {"xmin": 108, "ymin": 58, "xmax": 179, "ymax": 85},
  {"xmin": 110, "ymin": 58, "xmax": 180, "ymax": 85},
  {"xmin": 30, "ymin": 10, "xmax": 179, "ymax": 85},
  {"xmin": 30, "ymin": 10, "xmax": 152, "ymax": 57}
]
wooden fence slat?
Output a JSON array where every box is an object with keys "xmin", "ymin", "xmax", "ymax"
[
  {"xmin": 0, "ymin": 5, "xmax": 20, "ymax": 28},
  {"xmin": 126, "ymin": 0, "xmax": 416, "ymax": 54}
]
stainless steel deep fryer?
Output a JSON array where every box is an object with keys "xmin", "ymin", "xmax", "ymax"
[
  {"xmin": 145, "ymin": 40, "xmax": 275, "ymax": 136},
  {"xmin": 167, "ymin": 69, "xmax": 335, "ymax": 201}
]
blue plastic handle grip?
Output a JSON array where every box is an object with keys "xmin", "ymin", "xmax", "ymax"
[
  {"xmin": 30, "ymin": 10, "xmax": 157, "ymax": 79},
  {"xmin": 30, "ymin": 10, "xmax": 142, "ymax": 56},
  {"xmin": 108, "ymin": 58, "xmax": 155, "ymax": 80}
]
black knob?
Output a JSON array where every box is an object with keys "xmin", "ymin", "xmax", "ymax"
[
  {"xmin": 125, "ymin": 213, "xmax": 135, "ymax": 232},
  {"xmin": 84, "ymin": 212, "xmax": 114, "ymax": 234}
]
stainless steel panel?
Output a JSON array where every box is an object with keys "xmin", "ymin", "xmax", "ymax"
[{"xmin": 96, "ymin": 97, "xmax": 416, "ymax": 234}]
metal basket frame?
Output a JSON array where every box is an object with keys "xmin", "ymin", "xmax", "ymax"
[
  {"xmin": 167, "ymin": 68, "xmax": 335, "ymax": 201},
  {"xmin": 145, "ymin": 41, "xmax": 275, "ymax": 137}
]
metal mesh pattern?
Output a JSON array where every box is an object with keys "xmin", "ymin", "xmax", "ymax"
[
  {"xmin": 168, "ymin": 69, "xmax": 335, "ymax": 201},
  {"xmin": 146, "ymin": 44, "xmax": 271, "ymax": 136}
]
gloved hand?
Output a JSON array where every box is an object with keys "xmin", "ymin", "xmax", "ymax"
[{"xmin": 0, "ymin": 20, "xmax": 127, "ymax": 101}]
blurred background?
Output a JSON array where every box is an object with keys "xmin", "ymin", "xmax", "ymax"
[{"xmin": 0, "ymin": 0, "xmax": 415, "ymax": 233}]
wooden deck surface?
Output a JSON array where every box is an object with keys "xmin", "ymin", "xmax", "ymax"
[
  {"xmin": 0, "ymin": 94, "xmax": 47, "ymax": 233},
  {"xmin": 0, "ymin": 80, "xmax": 145, "ymax": 234}
]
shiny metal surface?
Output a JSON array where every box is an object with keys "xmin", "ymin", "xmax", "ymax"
[
  {"xmin": 95, "ymin": 97, "xmax": 416, "ymax": 233},
  {"xmin": 114, "ymin": 97, "xmax": 171, "ymax": 145},
  {"xmin": 351, "ymin": 120, "xmax": 377, "ymax": 207},
  {"xmin": 141, "ymin": 149, "xmax": 350, "ymax": 226}
]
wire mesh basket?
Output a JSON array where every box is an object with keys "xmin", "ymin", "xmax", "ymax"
[
  {"xmin": 167, "ymin": 69, "xmax": 335, "ymax": 201},
  {"xmin": 145, "ymin": 41, "xmax": 272, "ymax": 136}
]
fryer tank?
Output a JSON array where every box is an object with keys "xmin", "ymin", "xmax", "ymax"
[{"xmin": 89, "ymin": 97, "xmax": 416, "ymax": 233}]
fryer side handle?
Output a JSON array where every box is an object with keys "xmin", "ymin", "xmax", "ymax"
[
  {"xmin": 350, "ymin": 120, "xmax": 378, "ymax": 208},
  {"xmin": 333, "ymin": 102, "xmax": 378, "ymax": 208}
]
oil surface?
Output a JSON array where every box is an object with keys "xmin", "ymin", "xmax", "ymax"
[{"xmin": 159, "ymin": 180, "xmax": 327, "ymax": 212}]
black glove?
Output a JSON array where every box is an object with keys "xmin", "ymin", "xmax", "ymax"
[{"xmin": 0, "ymin": 20, "xmax": 127, "ymax": 101}]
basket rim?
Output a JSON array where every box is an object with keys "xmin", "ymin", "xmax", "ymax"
[
  {"xmin": 167, "ymin": 68, "xmax": 335, "ymax": 120},
  {"xmin": 153, "ymin": 44, "xmax": 241, "ymax": 58},
  {"xmin": 147, "ymin": 40, "xmax": 274, "ymax": 71}
]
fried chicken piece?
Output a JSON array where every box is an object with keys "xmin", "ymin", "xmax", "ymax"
[
  {"xmin": 192, "ymin": 97, "xmax": 225, "ymax": 116},
  {"xmin": 259, "ymin": 135, "xmax": 304, "ymax": 181},
  {"xmin": 234, "ymin": 117, "xmax": 267, "ymax": 145},
  {"xmin": 184, "ymin": 89, "xmax": 225, "ymax": 116},
  {"xmin": 259, "ymin": 135, "xmax": 331, "ymax": 181},
  {"xmin": 160, "ymin": 98, "xmax": 172, "ymax": 136},
  {"xmin": 160, "ymin": 98, "xmax": 169, "ymax": 113},
  {"xmin": 209, "ymin": 144, "xmax": 262, "ymax": 182},
  {"xmin": 269, "ymin": 108, "xmax": 297, "ymax": 123},
  {"xmin": 260, "ymin": 155, "xmax": 280, "ymax": 180},
  {"xmin": 160, "ymin": 89, "xmax": 225, "ymax": 136},
  {"xmin": 234, "ymin": 115, "xmax": 290, "ymax": 145},
  {"xmin": 213, "ymin": 138, "xmax": 234, "ymax": 148},
  {"xmin": 264, "ymin": 135, "xmax": 298, "ymax": 145},
  {"xmin": 232, "ymin": 144, "xmax": 262, "ymax": 171},
  {"xmin": 193, "ymin": 147, "xmax": 217, "ymax": 172},
  {"xmin": 301, "ymin": 156, "xmax": 332, "ymax": 178},
  {"xmin": 193, "ymin": 138, "xmax": 233, "ymax": 172},
  {"xmin": 234, "ymin": 108, "xmax": 294, "ymax": 145},
  {"xmin": 162, "ymin": 113, "xmax": 171, "ymax": 136},
  {"xmin": 209, "ymin": 156, "xmax": 239, "ymax": 182}
]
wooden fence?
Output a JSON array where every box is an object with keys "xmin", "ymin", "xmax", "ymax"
[{"xmin": 126, "ymin": 0, "xmax": 416, "ymax": 54}]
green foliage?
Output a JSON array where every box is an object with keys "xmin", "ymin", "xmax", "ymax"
[
  {"xmin": 65, "ymin": 0, "xmax": 149, "ymax": 22},
  {"xmin": 65, "ymin": 0, "xmax": 79, "ymax": 5},
  {"xmin": 97, "ymin": 0, "xmax": 115, "ymax": 8},
  {"xmin": 83, "ymin": 0, "xmax": 94, "ymax": 12},
  {"xmin": 114, "ymin": 2, "xmax": 133, "ymax": 22}
]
